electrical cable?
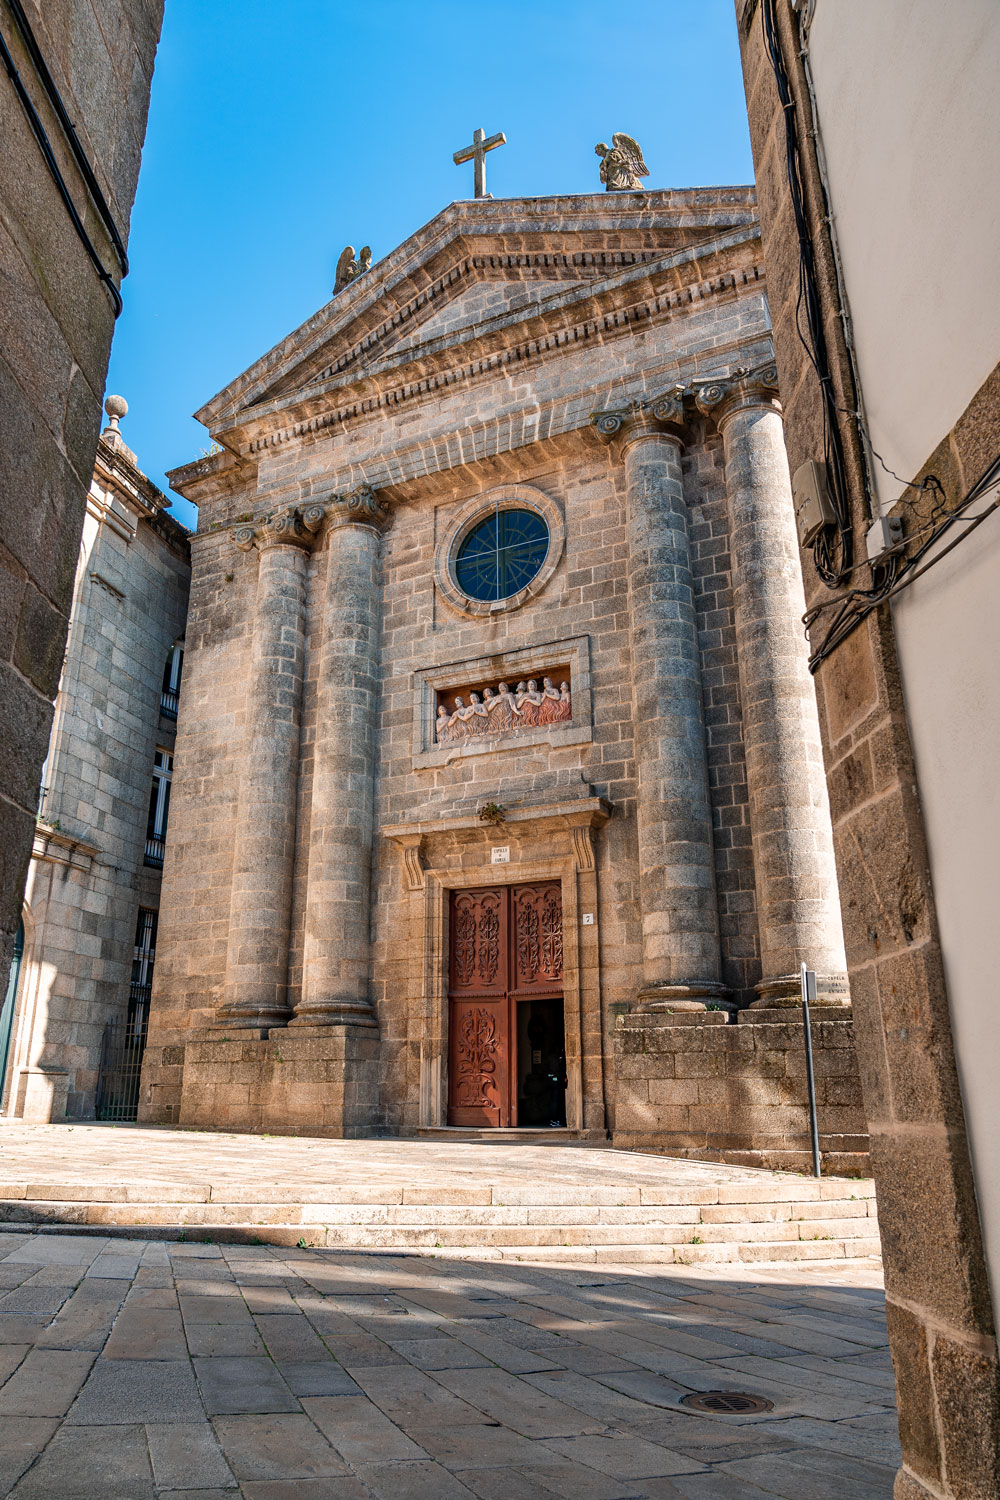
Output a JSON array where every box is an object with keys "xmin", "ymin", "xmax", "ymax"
[
  {"xmin": 806, "ymin": 451, "xmax": 1000, "ymax": 669},
  {"xmin": 760, "ymin": 0, "xmax": 855, "ymax": 587},
  {"xmin": 0, "ymin": 0, "xmax": 125, "ymax": 315}
]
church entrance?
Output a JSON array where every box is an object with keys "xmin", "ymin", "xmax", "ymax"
[{"xmin": 447, "ymin": 882, "xmax": 566, "ymax": 1128}]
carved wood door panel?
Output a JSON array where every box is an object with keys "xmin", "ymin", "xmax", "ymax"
[
  {"xmin": 447, "ymin": 882, "xmax": 563, "ymax": 1128},
  {"xmin": 511, "ymin": 882, "xmax": 564, "ymax": 995}
]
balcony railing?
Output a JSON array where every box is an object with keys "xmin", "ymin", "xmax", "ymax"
[
  {"xmin": 144, "ymin": 836, "xmax": 165, "ymax": 869},
  {"xmin": 160, "ymin": 688, "xmax": 179, "ymax": 720}
]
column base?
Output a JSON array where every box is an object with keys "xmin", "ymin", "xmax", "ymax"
[
  {"xmin": 750, "ymin": 972, "xmax": 851, "ymax": 1008},
  {"xmin": 215, "ymin": 1004, "xmax": 293, "ymax": 1031},
  {"xmin": 289, "ymin": 998, "xmax": 378, "ymax": 1030},
  {"xmin": 635, "ymin": 980, "xmax": 731, "ymax": 1013}
]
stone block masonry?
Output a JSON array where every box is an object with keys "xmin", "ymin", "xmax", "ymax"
[{"xmin": 613, "ymin": 1010, "xmax": 868, "ymax": 1174}]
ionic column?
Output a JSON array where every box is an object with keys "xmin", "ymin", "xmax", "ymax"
[
  {"xmin": 291, "ymin": 486, "xmax": 388, "ymax": 1028},
  {"xmin": 593, "ymin": 394, "xmax": 725, "ymax": 1010},
  {"xmin": 696, "ymin": 365, "xmax": 848, "ymax": 1005},
  {"xmin": 219, "ymin": 512, "xmax": 312, "ymax": 1029}
]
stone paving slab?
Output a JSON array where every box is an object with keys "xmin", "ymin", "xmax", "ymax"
[
  {"xmin": 0, "ymin": 1226, "xmax": 897, "ymax": 1499},
  {"xmin": 0, "ymin": 1123, "xmax": 873, "ymax": 1203}
]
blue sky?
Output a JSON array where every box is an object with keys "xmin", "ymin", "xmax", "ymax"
[{"xmin": 106, "ymin": 0, "xmax": 753, "ymax": 528}]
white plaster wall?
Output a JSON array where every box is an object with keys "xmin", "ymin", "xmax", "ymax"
[
  {"xmin": 806, "ymin": 0, "xmax": 1000, "ymax": 1312},
  {"xmin": 807, "ymin": 0, "xmax": 1000, "ymax": 507}
]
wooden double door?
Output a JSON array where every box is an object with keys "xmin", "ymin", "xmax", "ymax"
[{"xmin": 447, "ymin": 881, "xmax": 566, "ymax": 1128}]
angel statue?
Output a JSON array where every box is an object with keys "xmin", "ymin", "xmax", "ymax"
[
  {"xmin": 595, "ymin": 134, "xmax": 649, "ymax": 192},
  {"xmin": 334, "ymin": 244, "xmax": 372, "ymax": 295}
]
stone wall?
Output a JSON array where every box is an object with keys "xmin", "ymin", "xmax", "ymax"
[
  {"xmin": 613, "ymin": 1011, "xmax": 868, "ymax": 1174},
  {"xmin": 735, "ymin": 2, "xmax": 1000, "ymax": 1493},
  {"xmin": 0, "ymin": 0, "xmax": 163, "ymax": 1000}
]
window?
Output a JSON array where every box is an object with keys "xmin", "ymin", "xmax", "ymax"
[
  {"xmin": 454, "ymin": 507, "xmax": 549, "ymax": 603},
  {"xmin": 161, "ymin": 641, "xmax": 184, "ymax": 719},
  {"xmin": 128, "ymin": 908, "xmax": 157, "ymax": 1032},
  {"xmin": 144, "ymin": 749, "xmax": 172, "ymax": 868}
]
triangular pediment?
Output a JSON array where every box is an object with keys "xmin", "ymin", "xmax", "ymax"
[{"xmin": 196, "ymin": 189, "xmax": 758, "ymax": 440}]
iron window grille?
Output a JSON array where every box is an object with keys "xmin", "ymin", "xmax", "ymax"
[
  {"xmin": 160, "ymin": 641, "xmax": 184, "ymax": 719},
  {"xmin": 144, "ymin": 749, "xmax": 172, "ymax": 868}
]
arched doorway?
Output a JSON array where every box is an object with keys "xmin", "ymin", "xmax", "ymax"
[{"xmin": 0, "ymin": 920, "xmax": 24, "ymax": 1110}]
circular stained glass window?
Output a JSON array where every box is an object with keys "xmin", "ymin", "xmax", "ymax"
[{"xmin": 454, "ymin": 507, "xmax": 549, "ymax": 603}]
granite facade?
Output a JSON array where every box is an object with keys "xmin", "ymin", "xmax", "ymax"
[{"xmin": 140, "ymin": 189, "xmax": 857, "ymax": 1166}]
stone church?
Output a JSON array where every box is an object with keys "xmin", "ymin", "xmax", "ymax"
[{"xmin": 139, "ymin": 185, "xmax": 865, "ymax": 1164}]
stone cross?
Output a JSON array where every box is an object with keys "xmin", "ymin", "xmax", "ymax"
[{"xmin": 453, "ymin": 126, "xmax": 506, "ymax": 199}]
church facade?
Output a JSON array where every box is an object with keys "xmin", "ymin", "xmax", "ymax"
[{"xmin": 139, "ymin": 188, "xmax": 864, "ymax": 1162}]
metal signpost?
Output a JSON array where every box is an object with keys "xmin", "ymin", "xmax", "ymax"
[{"xmin": 800, "ymin": 963, "xmax": 822, "ymax": 1177}]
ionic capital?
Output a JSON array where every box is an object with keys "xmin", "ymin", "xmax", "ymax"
[
  {"xmin": 694, "ymin": 361, "xmax": 781, "ymax": 430},
  {"xmin": 233, "ymin": 508, "xmax": 313, "ymax": 553},
  {"xmin": 304, "ymin": 484, "xmax": 390, "ymax": 536},
  {"xmin": 591, "ymin": 387, "xmax": 686, "ymax": 450}
]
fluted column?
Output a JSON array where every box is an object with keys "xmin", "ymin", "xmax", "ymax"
[
  {"xmin": 292, "ymin": 486, "xmax": 389, "ymax": 1028},
  {"xmin": 696, "ymin": 364, "xmax": 848, "ymax": 1005},
  {"xmin": 219, "ymin": 512, "xmax": 312, "ymax": 1029},
  {"xmin": 593, "ymin": 394, "xmax": 725, "ymax": 1010}
]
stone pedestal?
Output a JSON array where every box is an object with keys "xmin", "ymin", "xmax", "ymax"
[
  {"xmin": 178, "ymin": 1029, "xmax": 380, "ymax": 1136},
  {"xmin": 593, "ymin": 396, "xmax": 724, "ymax": 1012},
  {"xmin": 697, "ymin": 368, "xmax": 848, "ymax": 1008},
  {"xmin": 293, "ymin": 488, "xmax": 388, "ymax": 1029},
  {"xmin": 218, "ymin": 516, "xmax": 312, "ymax": 1028},
  {"xmin": 612, "ymin": 1009, "xmax": 868, "ymax": 1172}
]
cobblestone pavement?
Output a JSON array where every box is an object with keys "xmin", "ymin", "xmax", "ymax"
[{"xmin": 0, "ymin": 1230, "xmax": 897, "ymax": 1499}]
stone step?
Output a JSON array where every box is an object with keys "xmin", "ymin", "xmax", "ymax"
[
  {"xmin": 0, "ymin": 1178, "xmax": 877, "ymax": 1208},
  {"xmin": 0, "ymin": 1219, "xmax": 880, "ymax": 1264},
  {"xmin": 0, "ymin": 1195, "xmax": 876, "ymax": 1231}
]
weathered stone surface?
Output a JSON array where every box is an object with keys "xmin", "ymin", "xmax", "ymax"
[
  {"xmin": 0, "ymin": 0, "xmax": 164, "ymax": 1023},
  {"xmin": 734, "ymin": 3, "xmax": 1000, "ymax": 1493}
]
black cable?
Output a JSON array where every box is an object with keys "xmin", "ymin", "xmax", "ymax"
[
  {"xmin": 806, "ymin": 451, "xmax": 1000, "ymax": 669},
  {"xmin": 0, "ymin": 0, "xmax": 124, "ymax": 315},
  {"xmin": 5, "ymin": 0, "xmax": 128, "ymax": 276},
  {"xmin": 760, "ymin": 0, "xmax": 855, "ymax": 586}
]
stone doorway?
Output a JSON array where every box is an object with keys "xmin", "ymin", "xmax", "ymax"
[{"xmin": 447, "ymin": 881, "xmax": 564, "ymax": 1127}]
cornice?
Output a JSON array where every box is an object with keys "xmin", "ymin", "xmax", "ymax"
[
  {"xmin": 231, "ymin": 331, "xmax": 774, "ymax": 510},
  {"xmin": 32, "ymin": 825, "xmax": 99, "ymax": 871},
  {"xmin": 237, "ymin": 260, "xmax": 765, "ymax": 459},
  {"xmin": 196, "ymin": 189, "xmax": 758, "ymax": 430}
]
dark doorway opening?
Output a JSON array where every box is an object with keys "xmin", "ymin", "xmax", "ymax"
[{"xmin": 516, "ymin": 998, "xmax": 567, "ymax": 1127}]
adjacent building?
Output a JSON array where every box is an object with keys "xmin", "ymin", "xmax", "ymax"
[
  {"xmin": 734, "ymin": 1, "xmax": 1000, "ymax": 1494},
  {"xmin": 139, "ymin": 188, "xmax": 869, "ymax": 1173},
  {"xmin": 1, "ymin": 402, "xmax": 190, "ymax": 1121}
]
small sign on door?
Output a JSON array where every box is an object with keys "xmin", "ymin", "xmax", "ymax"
[
  {"xmin": 491, "ymin": 846, "xmax": 510, "ymax": 864},
  {"xmin": 582, "ymin": 913, "xmax": 594, "ymax": 925}
]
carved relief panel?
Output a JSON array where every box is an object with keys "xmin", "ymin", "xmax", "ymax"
[{"xmin": 436, "ymin": 674, "xmax": 572, "ymax": 746}]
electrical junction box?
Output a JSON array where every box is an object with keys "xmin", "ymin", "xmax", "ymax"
[
  {"xmin": 792, "ymin": 459, "xmax": 836, "ymax": 546},
  {"xmin": 866, "ymin": 514, "xmax": 904, "ymax": 562}
]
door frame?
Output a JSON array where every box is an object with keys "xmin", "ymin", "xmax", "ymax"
[{"xmin": 422, "ymin": 852, "xmax": 585, "ymax": 1131}]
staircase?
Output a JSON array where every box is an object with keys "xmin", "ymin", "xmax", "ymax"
[{"xmin": 0, "ymin": 1168, "xmax": 879, "ymax": 1264}]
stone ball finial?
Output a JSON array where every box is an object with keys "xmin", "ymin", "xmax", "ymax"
[{"xmin": 104, "ymin": 394, "xmax": 128, "ymax": 428}]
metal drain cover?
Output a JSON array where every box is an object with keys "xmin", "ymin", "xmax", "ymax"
[{"xmin": 680, "ymin": 1390, "xmax": 774, "ymax": 1414}]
